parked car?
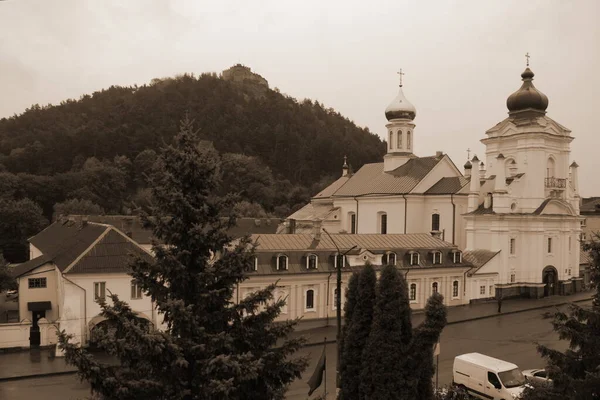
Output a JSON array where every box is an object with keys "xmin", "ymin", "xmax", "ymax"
[
  {"xmin": 453, "ymin": 353, "xmax": 527, "ymax": 400},
  {"xmin": 522, "ymin": 369, "xmax": 551, "ymax": 384}
]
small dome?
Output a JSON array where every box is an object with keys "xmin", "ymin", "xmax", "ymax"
[
  {"xmin": 464, "ymin": 160, "xmax": 472, "ymax": 169},
  {"xmin": 506, "ymin": 67, "xmax": 549, "ymax": 113},
  {"xmin": 385, "ymin": 86, "xmax": 416, "ymax": 121}
]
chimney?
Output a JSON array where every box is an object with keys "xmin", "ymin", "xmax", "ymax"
[
  {"xmin": 312, "ymin": 220, "xmax": 323, "ymax": 241},
  {"xmin": 436, "ymin": 151, "xmax": 444, "ymax": 158},
  {"xmin": 479, "ymin": 162, "xmax": 486, "ymax": 180},
  {"xmin": 288, "ymin": 219, "xmax": 296, "ymax": 234}
]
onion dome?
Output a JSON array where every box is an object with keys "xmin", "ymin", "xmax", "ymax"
[
  {"xmin": 464, "ymin": 160, "xmax": 472, "ymax": 169},
  {"xmin": 506, "ymin": 68, "xmax": 549, "ymax": 114},
  {"xmin": 385, "ymin": 86, "xmax": 416, "ymax": 121}
]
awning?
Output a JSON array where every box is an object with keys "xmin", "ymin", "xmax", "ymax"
[{"xmin": 27, "ymin": 301, "xmax": 52, "ymax": 311}]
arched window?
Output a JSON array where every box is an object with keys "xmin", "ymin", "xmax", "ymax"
[
  {"xmin": 307, "ymin": 254, "xmax": 318, "ymax": 270},
  {"xmin": 432, "ymin": 251, "xmax": 442, "ymax": 265},
  {"xmin": 410, "ymin": 252, "xmax": 420, "ymax": 266},
  {"xmin": 397, "ymin": 130, "xmax": 403, "ymax": 149},
  {"xmin": 277, "ymin": 255, "xmax": 288, "ymax": 271},
  {"xmin": 379, "ymin": 212, "xmax": 388, "ymax": 234},
  {"xmin": 382, "ymin": 252, "xmax": 396, "ymax": 266},
  {"xmin": 348, "ymin": 212, "xmax": 356, "ymax": 234},
  {"xmin": 431, "ymin": 213, "xmax": 440, "ymax": 231},
  {"xmin": 432, "ymin": 282, "xmax": 439, "ymax": 295},
  {"xmin": 452, "ymin": 280, "xmax": 459, "ymax": 298},
  {"xmin": 409, "ymin": 283, "xmax": 417, "ymax": 301},
  {"xmin": 334, "ymin": 254, "xmax": 345, "ymax": 269},
  {"xmin": 407, "ymin": 131, "xmax": 412, "ymax": 150},
  {"xmin": 253, "ymin": 257, "xmax": 258, "ymax": 271},
  {"xmin": 306, "ymin": 289, "xmax": 315, "ymax": 310},
  {"xmin": 389, "ymin": 131, "xmax": 393, "ymax": 150},
  {"xmin": 546, "ymin": 157, "xmax": 556, "ymax": 178}
]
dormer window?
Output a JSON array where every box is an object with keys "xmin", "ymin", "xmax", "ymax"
[
  {"xmin": 382, "ymin": 252, "xmax": 396, "ymax": 266},
  {"xmin": 307, "ymin": 254, "xmax": 318, "ymax": 270},
  {"xmin": 334, "ymin": 254, "xmax": 346, "ymax": 269},
  {"xmin": 432, "ymin": 251, "xmax": 442, "ymax": 265},
  {"xmin": 452, "ymin": 251, "xmax": 462, "ymax": 263},
  {"xmin": 254, "ymin": 257, "xmax": 258, "ymax": 271},
  {"xmin": 410, "ymin": 252, "xmax": 420, "ymax": 266},
  {"xmin": 277, "ymin": 254, "xmax": 288, "ymax": 271}
]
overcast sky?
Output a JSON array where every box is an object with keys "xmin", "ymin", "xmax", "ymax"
[{"xmin": 1, "ymin": 0, "xmax": 598, "ymax": 195}]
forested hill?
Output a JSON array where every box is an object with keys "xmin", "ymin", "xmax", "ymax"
[{"xmin": 0, "ymin": 72, "xmax": 385, "ymax": 185}]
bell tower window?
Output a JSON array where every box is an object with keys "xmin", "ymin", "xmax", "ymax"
[
  {"xmin": 397, "ymin": 130, "xmax": 403, "ymax": 149},
  {"xmin": 407, "ymin": 131, "xmax": 411, "ymax": 150},
  {"xmin": 389, "ymin": 131, "xmax": 393, "ymax": 150}
]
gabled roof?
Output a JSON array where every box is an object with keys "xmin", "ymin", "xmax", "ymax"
[
  {"xmin": 9, "ymin": 254, "xmax": 53, "ymax": 278},
  {"xmin": 251, "ymin": 233, "xmax": 457, "ymax": 252},
  {"xmin": 332, "ymin": 156, "xmax": 443, "ymax": 197},
  {"xmin": 425, "ymin": 176, "xmax": 470, "ymax": 195},
  {"xmin": 313, "ymin": 176, "xmax": 350, "ymax": 199},
  {"xmin": 463, "ymin": 249, "xmax": 500, "ymax": 274}
]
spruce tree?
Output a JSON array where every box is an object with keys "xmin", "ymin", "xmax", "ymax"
[
  {"xmin": 340, "ymin": 264, "xmax": 376, "ymax": 400},
  {"xmin": 359, "ymin": 264, "xmax": 413, "ymax": 400},
  {"xmin": 522, "ymin": 236, "xmax": 600, "ymax": 400},
  {"xmin": 339, "ymin": 272, "xmax": 359, "ymax": 399},
  {"xmin": 58, "ymin": 117, "xmax": 307, "ymax": 400}
]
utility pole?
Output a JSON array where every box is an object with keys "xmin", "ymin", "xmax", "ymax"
[{"xmin": 322, "ymin": 228, "xmax": 357, "ymax": 392}]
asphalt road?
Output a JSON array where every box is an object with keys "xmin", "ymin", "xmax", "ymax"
[{"xmin": 0, "ymin": 302, "xmax": 587, "ymax": 400}]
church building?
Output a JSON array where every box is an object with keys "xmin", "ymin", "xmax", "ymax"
[{"xmin": 283, "ymin": 62, "xmax": 582, "ymax": 302}]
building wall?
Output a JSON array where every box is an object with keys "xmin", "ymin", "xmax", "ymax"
[
  {"xmin": 581, "ymin": 214, "xmax": 600, "ymax": 242},
  {"xmin": 17, "ymin": 264, "xmax": 60, "ymax": 323}
]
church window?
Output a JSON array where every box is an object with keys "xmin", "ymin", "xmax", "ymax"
[
  {"xmin": 349, "ymin": 212, "xmax": 356, "ymax": 234},
  {"xmin": 547, "ymin": 238, "xmax": 553, "ymax": 254},
  {"xmin": 569, "ymin": 236, "xmax": 572, "ymax": 252},
  {"xmin": 407, "ymin": 131, "xmax": 412, "ymax": 150},
  {"xmin": 432, "ymin": 251, "xmax": 442, "ymax": 265},
  {"xmin": 307, "ymin": 254, "xmax": 318, "ymax": 270},
  {"xmin": 410, "ymin": 283, "xmax": 417, "ymax": 301},
  {"xmin": 431, "ymin": 213, "xmax": 440, "ymax": 232},
  {"xmin": 379, "ymin": 213, "xmax": 388, "ymax": 234},
  {"xmin": 568, "ymin": 268, "xmax": 572, "ymax": 275},
  {"xmin": 510, "ymin": 273, "xmax": 516, "ymax": 283},
  {"xmin": 383, "ymin": 252, "xmax": 396, "ymax": 266},
  {"xmin": 452, "ymin": 281, "xmax": 459, "ymax": 298},
  {"xmin": 277, "ymin": 255, "xmax": 288, "ymax": 271},
  {"xmin": 334, "ymin": 254, "xmax": 345, "ymax": 269},
  {"xmin": 389, "ymin": 131, "xmax": 393, "ymax": 150},
  {"xmin": 397, "ymin": 130, "xmax": 403, "ymax": 149},
  {"xmin": 410, "ymin": 252, "xmax": 420, "ymax": 266},
  {"xmin": 480, "ymin": 286, "xmax": 486, "ymax": 295},
  {"xmin": 305, "ymin": 289, "xmax": 315, "ymax": 310},
  {"xmin": 546, "ymin": 157, "xmax": 556, "ymax": 178},
  {"xmin": 510, "ymin": 238, "xmax": 516, "ymax": 255},
  {"xmin": 432, "ymin": 282, "xmax": 439, "ymax": 295},
  {"xmin": 453, "ymin": 251, "xmax": 462, "ymax": 263}
]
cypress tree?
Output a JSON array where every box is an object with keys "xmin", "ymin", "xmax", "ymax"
[
  {"xmin": 412, "ymin": 293, "xmax": 447, "ymax": 400},
  {"xmin": 340, "ymin": 264, "xmax": 377, "ymax": 400},
  {"xmin": 58, "ymin": 116, "xmax": 307, "ymax": 400},
  {"xmin": 339, "ymin": 271, "xmax": 359, "ymax": 389},
  {"xmin": 360, "ymin": 264, "xmax": 413, "ymax": 400}
]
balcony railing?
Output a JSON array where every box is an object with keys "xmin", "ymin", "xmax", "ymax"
[{"xmin": 545, "ymin": 177, "xmax": 566, "ymax": 189}]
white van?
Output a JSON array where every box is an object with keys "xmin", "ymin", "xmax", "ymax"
[{"xmin": 453, "ymin": 353, "xmax": 526, "ymax": 400}]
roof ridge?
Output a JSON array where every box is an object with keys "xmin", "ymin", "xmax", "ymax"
[{"xmin": 62, "ymin": 226, "xmax": 111, "ymax": 274}]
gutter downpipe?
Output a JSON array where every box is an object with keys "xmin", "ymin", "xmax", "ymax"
[
  {"xmin": 353, "ymin": 196, "xmax": 359, "ymax": 234},
  {"xmin": 62, "ymin": 275, "xmax": 87, "ymax": 343},
  {"xmin": 451, "ymin": 193, "xmax": 456, "ymax": 244},
  {"xmin": 402, "ymin": 194, "xmax": 408, "ymax": 234},
  {"xmin": 325, "ymin": 271, "xmax": 333, "ymax": 326}
]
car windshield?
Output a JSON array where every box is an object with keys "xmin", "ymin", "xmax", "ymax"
[{"xmin": 499, "ymin": 368, "xmax": 526, "ymax": 388}]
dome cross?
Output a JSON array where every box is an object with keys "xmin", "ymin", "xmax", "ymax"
[
  {"xmin": 525, "ymin": 52, "xmax": 530, "ymax": 67},
  {"xmin": 397, "ymin": 68, "xmax": 405, "ymax": 87}
]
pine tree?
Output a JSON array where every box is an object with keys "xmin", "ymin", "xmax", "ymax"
[
  {"xmin": 522, "ymin": 236, "xmax": 600, "ymax": 400},
  {"xmin": 413, "ymin": 293, "xmax": 447, "ymax": 400},
  {"xmin": 339, "ymin": 272, "xmax": 359, "ymax": 398},
  {"xmin": 58, "ymin": 117, "xmax": 307, "ymax": 400},
  {"xmin": 0, "ymin": 255, "xmax": 16, "ymax": 292},
  {"xmin": 340, "ymin": 264, "xmax": 376, "ymax": 400},
  {"xmin": 360, "ymin": 264, "xmax": 414, "ymax": 400}
]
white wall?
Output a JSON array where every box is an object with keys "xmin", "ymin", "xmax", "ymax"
[{"xmin": 17, "ymin": 264, "xmax": 60, "ymax": 323}]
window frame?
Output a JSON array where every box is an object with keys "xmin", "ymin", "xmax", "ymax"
[
  {"xmin": 334, "ymin": 254, "xmax": 346, "ymax": 269},
  {"xmin": 409, "ymin": 283, "xmax": 417, "ymax": 303},
  {"xmin": 509, "ymin": 238, "xmax": 516, "ymax": 255},
  {"xmin": 510, "ymin": 273, "xmax": 516, "ymax": 283},
  {"xmin": 130, "ymin": 280, "xmax": 142, "ymax": 300},
  {"xmin": 432, "ymin": 251, "xmax": 442, "ymax": 265},
  {"xmin": 383, "ymin": 252, "xmax": 396, "ymax": 266},
  {"xmin": 547, "ymin": 237, "xmax": 553, "ymax": 254},
  {"xmin": 410, "ymin": 252, "xmax": 420, "ymax": 266},
  {"xmin": 94, "ymin": 281, "xmax": 106, "ymax": 301},
  {"xmin": 306, "ymin": 254, "xmax": 318, "ymax": 270},
  {"xmin": 305, "ymin": 288, "xmax": 316, "ymax": 311},
  {"xmin": 453, "ymin": 251, "xmax": 462, "ymax": 263},
  {"xmin": 480, "ymin": 285, "xmax": 486, "ymax": 295},
  {"xmin": 431, "ymin": 213, "xmax": 440, "ymax": 232},
  {"xmin": 397, "ymin": 130, "xmax": 403, "ymax": 149},
  {"xmin": 349, "ymin": 212, "xmax": 356, "ymax": 234},
  {"xmin": 28, "ymin": 277, "xmax": 47, "ymax": 289},
  {"xmin": 379, "ymin": 212, "xmax": 388, "ymax": 234},
  {"xmin": 389, "ymin": 131, "xmax": 393, "ymax": 150},
  {"xmin": 277, "ymin": 254, "xmax": 288, "ymax": 271},
  {"xmin": 452, "ymin": 280, "xmax": 459, "ymax": 298},
  {"xmin": 407, "ymin": 131, "xmax": 411, "ymax": 150}
]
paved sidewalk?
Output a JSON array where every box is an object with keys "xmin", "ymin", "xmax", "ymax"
[{"xmin": 0, "ymin": 291, "xmax": 593, "ymax": 382}]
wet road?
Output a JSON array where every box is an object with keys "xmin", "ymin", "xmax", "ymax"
[{"xmin": 0, "ymin": 302, "xmax": 585, "ymax": 400}]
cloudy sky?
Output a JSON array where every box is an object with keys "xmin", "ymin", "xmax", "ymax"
[{"xmin": 1, "ymin": 0, "xmax": 598, "ymax": 195}]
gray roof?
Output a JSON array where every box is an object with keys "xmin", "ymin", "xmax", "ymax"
[
  {"xmin": 425, "ymin": 176, "xmax": 469, "ymax": 194},
  {"xmin": 9, "ymin": 255, "xmax": 53, "ymax": 278},
  {"xmin": 251, "ymin": 233, "xmax": 457, "ymax": 252},
  {"xmin": 287, "ymin": 203, "xmax": 337, "ymax": 221},
  {"xmin": 333, "ymin": 155, "xmax": 443, "ymax": 196},
  {"xmin": 464, "ymin": 249, "xmax": 500, "ymax": 274},
  {"xmin": 314, "ymin": 176, "xmax": 350, "ymax": 199}
]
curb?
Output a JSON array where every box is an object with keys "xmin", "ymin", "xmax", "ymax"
[
  {"xmin": 300, "ymin": 296, "xmax": 593, "ymax": 348},
  {"xmin": 0, "ymin": 369, "xmax": 78, "ymax": 383}
]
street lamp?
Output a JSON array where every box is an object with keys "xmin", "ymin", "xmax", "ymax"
[{"xmin": 322, "ymin": 228, "xmax": 357, "ymax": 391}]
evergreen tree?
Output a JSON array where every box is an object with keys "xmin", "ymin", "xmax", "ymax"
[
  {"xmin": 0, "ymin": 255, "xmax": 16, "ymax": 292},
  {"xmin": 58, "ymin": 117, "xmax": 307, "ymax": 400},
  {"xmin": 413, "ymin": 293, "xmax": 447, "ymax": 400},
  {"xmin": 360, "ymin": 265, "xmax": 414, "ymax": 400},
  {"xmin": 339, "ymin": 272, "xmax": 359, "ymax": 397},
  {"xmin": 340, "ymin": 264, "xmax": 376, "ymax": 400},
  {"xmin": 522, "ymin": 235, "xmax": 600, "ymax": 400}
]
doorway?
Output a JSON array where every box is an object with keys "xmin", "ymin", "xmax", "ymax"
[{"xmin": 542, "ymin": 266, "xmax": 558, "ymax": 296}]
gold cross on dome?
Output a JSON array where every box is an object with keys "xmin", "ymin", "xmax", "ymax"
[
  {"xmin": 397, "ymin": 68, "xmax": 405, "ymax": 86},
  {"xmin": 525, "ymin": 52, "xmax": 530, "ymax": 67}
]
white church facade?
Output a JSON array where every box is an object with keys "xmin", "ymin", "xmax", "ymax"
[{"xmin": 283, "ymin": 64, "xmax": 583, "ymax": 302}]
